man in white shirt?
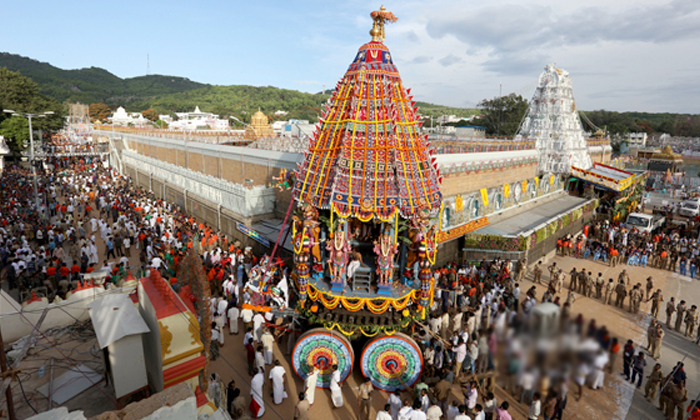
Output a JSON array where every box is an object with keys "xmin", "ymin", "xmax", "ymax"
[
  {"xmin": 454, "ymin": 404, "xmax": 471, "ymax": 420},
  {"xmin": 261, "ymin": 328, "xmax": 275, "ymax": 365},
  {"xmin": 151, "ymin": 256, "xmax": 164, "ymax": 270},
  {"xmin": 527, "ymin": 392, "xmax": 541, "ymax": 420},
  {"xmin": 228, "ymin": 305, "xmax": 240, "ymax": 334},
  {"xmin": 268, "ymin": 360, "xmax": 288, "ymax": 405},
  {"xmin": 255, "ymin": 346, "xmax": 266, "ymax": 373},
  {"xmin": 452, "ymin": 338, "xmax": 467, "ymax": 377},
  {"xmin": 426, "ymin": 400, "xmax": 443, "ymax": 420},
  {"xmin": 409, "ymin": 400, "xmax": 427, "ymax": 420},
  {"xmin": 241, "ymin": 307, "xmax": 254, "ymax": 330},
  {"xmin": 446, "ymin": 401, "xmax": 460, "ymax": 420},
  {"xmin": 398, "ymin": 400, "xmax": 413, "ymax": 420},
  {"xmin": 376, "ymin": 404, "xmax": 393, "ymax": 420},
  {"xmin": 463, "ymin": 381, "xmax": 478, "ymax": 413},
  {"xmin": 253, "ymin": 312, "xmax": 265, "ymax": 342}
]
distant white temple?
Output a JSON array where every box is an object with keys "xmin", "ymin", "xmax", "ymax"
[
  {"xmin": 167, "ymin": 106, "xmax": 230, "ymax": 131},
  {"xmin": 517, "ymin": 64, "xmax": 592, "ymax": 175},
  {"xmin": 109, "ymin": 106, "xmax": 150, "ymax": 127}
]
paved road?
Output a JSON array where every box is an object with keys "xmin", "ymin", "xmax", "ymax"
[
  {"xmin": 525, "ymin": 252, "xmax": 700, "ymax": 420},
  {"xmin": 626, "ymin": 270, "xmax": 700, "ymax": 420}
]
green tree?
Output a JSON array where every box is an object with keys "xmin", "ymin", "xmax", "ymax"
[
  {"xmin": 142, "ymin": 108, "xmax": 158, "ymax": 121},
  {"xmin": 0, "ymin": 67, "xmax": 64, "ymax": 153},
  {"xmin": 0, "ymin": 117, "xmax": 29, "ymax": 151},
  {"xmin": 89, "ymin": 103, "xmax": 112, "ymax": 121},
  {"xmin": 473, "ymin": 93, "xmax": 529, "ymax": 136}
]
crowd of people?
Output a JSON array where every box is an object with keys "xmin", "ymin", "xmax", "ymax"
[
  {"xmin": 557, "ymin": 218, "xmax": 700, "ymax": 276},
  {"xmin": 0, "ymin": 153, "xmax": 293, "ymax": 419}
]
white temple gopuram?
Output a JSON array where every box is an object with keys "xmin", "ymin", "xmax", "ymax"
[{"xmin": 516, "ymin": 64, "xmax": 593, "ymax": 175}]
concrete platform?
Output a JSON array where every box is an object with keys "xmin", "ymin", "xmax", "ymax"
[{"xmin": 473, "ymin": 194, "xmax": 592, "ymax": 236}]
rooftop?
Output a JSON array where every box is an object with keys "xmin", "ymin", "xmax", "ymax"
[{"xmin": 473, "ymin": 194, "xmax": 591, "ymax": 237}]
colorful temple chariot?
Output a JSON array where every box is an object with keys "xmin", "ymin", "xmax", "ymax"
[{"xmin": 290, "ymin": 6, "xmax": 440, "ymax": 392}]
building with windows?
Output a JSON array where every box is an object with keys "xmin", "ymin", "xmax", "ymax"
[{"xmin": 169, "ymin": 107, "xmax": 229, "ymax": 131}]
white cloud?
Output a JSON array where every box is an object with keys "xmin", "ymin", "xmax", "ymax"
[{"xmin": 438, "ymin": 54, "xmax": 462, "ymax": 67}]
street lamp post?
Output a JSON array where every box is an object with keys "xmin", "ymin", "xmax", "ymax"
[{"xmin": 3, "ymin": 109, "xmax": 54, "ymax": 216}]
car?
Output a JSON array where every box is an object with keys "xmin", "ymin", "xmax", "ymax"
[{"xmin": 679, "ymin": 200, "xmax": 700, "ymax": 218}]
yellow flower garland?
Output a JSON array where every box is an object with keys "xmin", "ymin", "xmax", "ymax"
[{"xmin": 306, "ymin": 282, "xmax": 422, "ymax": 313}]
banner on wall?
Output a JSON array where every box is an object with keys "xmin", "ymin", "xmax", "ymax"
[
  {"xmin": 455, "ymin": 195, "xmax": 464, "ymax": 212},
  {"xmin": 480, "ymin": 188, "xmax": 489, "ymax": 207},
  {"xmin": 550, "ymin": 174, "xmax": 555, "ymax": 185},
  {"xmin": 522, "ymin": 180, "xmax": 528, "ymax": 192},
  {"xmin": 437, "ymin": 217, "xmax": 489, "ymax": 244},
  {"xmin": 535, "ymin": 177, "xmax": 539, "ymax": 189},
  {"xmin": 504, "ymin": 183, "xmax": 510, "ymax": 198},
  {"xmin": 237, "ymin": 223, "xmax": 271, "ymax": 247}
]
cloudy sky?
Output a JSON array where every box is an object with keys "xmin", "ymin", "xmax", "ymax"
[{"xmin": 3, "ymin": 0, "xmax": 699, "ymax": 113}]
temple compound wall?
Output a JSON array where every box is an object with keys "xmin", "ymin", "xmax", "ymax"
[{"xmin": 103, "ymin": 130, "xmax": 608, "ymax": 265}]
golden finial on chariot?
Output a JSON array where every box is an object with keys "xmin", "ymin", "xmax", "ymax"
[{"xmin": 370, "ymin": 5, "xmax": 398, "ymax": 42}]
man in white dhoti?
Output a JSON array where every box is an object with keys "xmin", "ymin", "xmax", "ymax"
[
  {"xmin": 388, "ymin": 390, "xmax": 402, "ymax": 420},
  {"xmin": 255, "ymin": 346, "xmax": 266, "ymax": 374},
  {"xmin": 227, "ymin": 304, "xmax": 240, "ymax": 334},
  {"xmin": 268, "ymin": 360, "xmax": 288, "ymax": 405},
  {"xmin": 261, "ymin": 328, "xmax": 275, "ymax": 365},
  {"xmin": 304, "ymin": 366, "xmax": 319, "ymax": 405},
  {"xmin": 89, "ymin": 241, "xmax": 99, "ymax": 265},
  {"xmin": 590, "ymin": 348, "xmax": 609, "ymax": 390},
  {"xmin": 253, "ymin": 312, "xmax": 265, "ymax": 342},
  {"xmin": 330, "ymin": 364, "xmax": 344, "ymax": 408},
  {"xmin": 249, "ymin": 368, "xmax": 265, "ymax": 418},
  {"xmin": 214, "ymin": 312, "xmax": 225, "ymax": 347},
  {"xmin": 217, "ymin": 298, "xmax": 228, "ymax": 321}
]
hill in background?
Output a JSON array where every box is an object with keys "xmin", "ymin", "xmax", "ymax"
[
  {"xmin": 2, "ymin": 52, "xmax": 697, "ymax": 136},
  {"xmin": 0, "ymin": 52, "xmax": 479, "ymax": 123},
  {"xmin": 0, "ymin": 53, "xmax": 206, "ymax": 105}
]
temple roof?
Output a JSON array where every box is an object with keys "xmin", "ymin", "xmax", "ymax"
[{"xmin": 292, "ymin": 9, "xmax": 442, "ymax": 221}]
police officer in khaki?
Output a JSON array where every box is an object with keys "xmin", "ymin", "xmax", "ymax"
[
  {"xmin": 684, "ymin": 305, "xmax": 698, "ymax": 338},
  {"xmin": 533, "ymin": 261, "xmax": 543, "ymax": 284},
  {"xmin": 666, "ymin": 297, "xmax": 676, "ymax": 328},
  {"xmin": 604, "ymin": 279, "xmax": 615, "ymax": 305},
  {"xmin": 569, "ymin": 267, "xmax": 578, "ymax": 291},
  {"xmin": 644, "ymin": 364, "xmax": 663, "ymax": 402},
  {"xmin": 615, "ymin": 280, "xmax": 627, "ymax": 308},
  {"xmin": 675, "ymin": 300, "xmax": 686, "ymax": 333}
]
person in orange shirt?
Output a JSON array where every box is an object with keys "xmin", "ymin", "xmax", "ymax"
[
  {"xmin": 86, "ymin": 264, "xmax": 95, "ymax": 274},
  {"xmin": 59, "ymin": 264, "xmax": 70, "ymax": 278},
  {"xmin": 610, "ymin": 247, "xmax": 619, "ymax": 267},
  {"xmin": 70, "ymin": 261, "xmax": 81, "ymax": 276},
  {"xmin": 46, "ymin": 264, "xmax": 57, "ymax": 277},
  {"xmin": 660, "ymin": 250, "xmax": 669, "ymax": 270}
]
